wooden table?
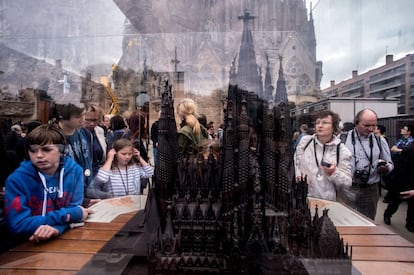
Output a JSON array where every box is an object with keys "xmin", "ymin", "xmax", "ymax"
[
  {"xmin": 0, "ymin": 211, "xmax": 137, "ymax": 274},
  {"xmin": 2, "ymin": 210, "xmax": 414, "ymax": 274},
  {"xmin": 337, "ymin": 225, "xmax": 414, "ymax": 274}
]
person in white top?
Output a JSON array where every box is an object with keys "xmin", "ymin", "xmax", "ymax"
[
  {"xmin": 294, "ymin": 110, "xmax": 353, "ymax": 202},
  {"xmin": 87, "ymin": 138, "xmax": 153, "ymax": 198}
]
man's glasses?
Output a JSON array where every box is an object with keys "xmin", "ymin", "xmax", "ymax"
[
  {"xmin": 84, "ymin": 118, "xmax": 99, "ymax": 123},
  {"xmin": 362, "ymin": 124, "xmax": 377, "ymax": 128}
]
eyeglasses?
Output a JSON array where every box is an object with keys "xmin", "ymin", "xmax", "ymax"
[
  {"xmin": 362, "ymin": 124, "xmax": 377, "ymax": 129},
  {"xmin": 84, "ymin": 118, "xmax": 99, "ymax": 123},
  {"xmin": 28, "ymin": 144, "xmax": 65, "ymax": 153},
  {"xmin": 315, "ymin": 120, "xmax": 332, "ymax": 125}
]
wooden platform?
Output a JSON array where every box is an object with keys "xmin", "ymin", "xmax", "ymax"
[
  {"xmin": 337, "ymin": 225, "xmax": 414, "ymax": 274},
  {"xmin": 0, "ymin": 211, "xmax": 136, "ymax": 275},
  {"xmin": 1, "ymin": 209, "xmax": 414, "ymax": 274}
]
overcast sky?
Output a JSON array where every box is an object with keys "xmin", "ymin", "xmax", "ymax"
[{"xmin": 306, "ymin": 0, "xmax": 414, "ymax": 89}]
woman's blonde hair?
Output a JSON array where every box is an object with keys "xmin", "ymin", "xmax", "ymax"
[{"xmin": 177, "ymin": 98, "xmax": 202, "ymax": 135}]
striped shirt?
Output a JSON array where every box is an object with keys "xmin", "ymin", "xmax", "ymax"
[{"xmin": 94, "ymin": 164, "xmax": 153, "ymax": 197}]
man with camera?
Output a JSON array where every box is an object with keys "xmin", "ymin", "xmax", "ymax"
[{"xmin": 344, "ymin": 109, "xmax": 394, "ymax": 220}]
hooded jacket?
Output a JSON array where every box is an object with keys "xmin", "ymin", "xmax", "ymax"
[
  {"xmin": 177, "ymin": 124, "xmax": 209, "ymax": 155},
  {"xmin": 294, "ymin": 134, "xmax": 353, "ymax": 201},
  {"xmin": 5, "ymin": 156, "xmax": 84, "ymax": 238}
]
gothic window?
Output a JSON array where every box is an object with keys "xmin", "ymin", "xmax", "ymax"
[
  {"xmin": 285, "ymin": 56, "xmax": 304, "ymax": 75},
  {"xmin": 297, "ymin": 75, "xmax": 312, "ymax": 95}
]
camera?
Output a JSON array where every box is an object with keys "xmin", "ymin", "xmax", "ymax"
[
  {"xmin": 321, "ymin": 160, "xmax": 331, "ymax": 168},
  {"xmin": 354, "ymin": 169, "xmax": 370, "ymax": 184}
]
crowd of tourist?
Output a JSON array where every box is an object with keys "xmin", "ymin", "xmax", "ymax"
[
  {"xmin": 1, "ymin": 100, "xmax": 414, "ymax": 253},
  {"xmin": 0, "ymin": 98, "xmax": 219, "ymax": 250},
  {"xmin": 293, "ymin": 109, "xmax": 414, "ymax": 231}
]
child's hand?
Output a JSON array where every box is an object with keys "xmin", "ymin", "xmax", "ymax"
[
  {"xmin": 30, "ymin": 225, "xmax": 59, "ymax": 242},
  {"xmin": 80, "ymin": 206, "xmax": 95, "ymax": 221},
  {"xmin": 133, "ymin": 148, "xmax": 140, "ymax": 159},
  {"xmin": 107, "ymin": 149, "xmax": 116, "ymax": 160}
]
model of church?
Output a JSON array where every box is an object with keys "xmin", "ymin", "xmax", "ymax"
[
  {"xmin": 144, "ymin": 6, "xmax": 351, "ymax": 274},
  {"xmin": 147, "ymin": 80, "xmax": 351, "ymax": 274}
]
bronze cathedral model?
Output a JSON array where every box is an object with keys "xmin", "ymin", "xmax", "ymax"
[{"xmin": 147, "ymin": 80, "xmax": 352, "ymax": 274}]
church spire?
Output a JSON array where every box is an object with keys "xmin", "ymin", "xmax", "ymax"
[
  {"xmin": 275, "ymin": 55, "xmax": 288, "ymax": 103},
  {"xmin": 171, "ymin": 47, "xmax": 180, "ymax": 73},
  {"xmin": 307, "ymin": 1, "xmax": 317, "ymax": 60},
  {"xmin": 236, "ymin": 9, "xmax": 261, "ymax": 96},
  {"xmin": 264, "ymin": 54, "xmax": 274, "ymax": 102}
]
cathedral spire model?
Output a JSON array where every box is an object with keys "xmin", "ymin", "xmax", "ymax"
[{"xmin": 275, "ymin": 54, "xmax": 288, "ymax": 103}]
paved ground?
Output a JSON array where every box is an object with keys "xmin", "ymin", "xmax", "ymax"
[{"xmin": 375, "ymin": 190, "xmax": 414, "ymax": 243}]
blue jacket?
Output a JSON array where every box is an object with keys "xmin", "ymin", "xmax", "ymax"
[
  {"xmin": 67, "ymin": 128, "xmax": 94, "ymax": 188},
  {"xmin": 5, "ymin": 156, "xmax": 84, "ymax": 238}
]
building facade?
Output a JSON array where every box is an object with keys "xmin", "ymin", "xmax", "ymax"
[
  {"xmin": 115, "ymin": 0, "xmax": 322, "ymax": 103},
  {"xmin": 323, "ymin": 54, "xmax": 414, "ymax": 115}
]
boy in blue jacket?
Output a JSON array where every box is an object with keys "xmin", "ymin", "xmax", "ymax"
[{"xmin": 5, "ymin": 124, "xmax": 93, "ymax": 243}]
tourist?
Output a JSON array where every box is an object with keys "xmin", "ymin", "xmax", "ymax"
[
  {"xmin": 383, "ymin": 125, "xmax": 414, "ymax": 226},
  {"xmin": 374, "ymin": 124, "xmax": 388, "ymax": 143},
  {"xmin": 294, "ymin": 110, "xmax": 352, "ymax": 201},
  {"xmin": 176, "ymin": 98, "xmax": 209, "ymax": 155},
  {"xmin": 52, "ymin": 103, "xmax": 93, "ymax": 206},
  {"xmin": 150, "ymin": 110, "xmax": 160, "ymax": 166},
  {"xmin": 5, "ymin": 125, "xmax": 93, "ymax": 243},
  {"xmin": 87, "ymin": 138, "xmax": 153, "ymax": 198},
  {"xmin": 344, "ymin": 109, "xmax": 393, "ymax": 220},
  {"xmin": 128, "ymin": 110, "xmax": 149, "ymax": 162},
  {"xmin": 207, "ymin": 121, "xmax": 216, "ymax": 139},
  {"xmin": 106, "ymin": 114, "xmax": 130, "ymax": 150},
  {"xmin": 102, "ymin": 114, "xmax": 114, "ymax": 136},
  {"xmin": 293, "ymin": 123, "xmax": 309, "ymax": 150},
  {"xmin": 81, "ymin": 104, "xmax": 107, "ymax": 177}
]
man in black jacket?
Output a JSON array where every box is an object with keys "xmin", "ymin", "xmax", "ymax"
[{"xmin": 383, "ymin": 141, "xmax": 414, "ymax": 232}]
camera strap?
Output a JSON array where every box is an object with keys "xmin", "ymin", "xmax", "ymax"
[
  {"xmin": 304, "ymin": 137, "xmax": 341, "ymax": 166},
  {"xmin": 313, "ymin": 139, "xmax": 327, "ymax": 169},
  {"xmin": 351, "ymin": 130, "xmax": 373, "ymax": 175}
]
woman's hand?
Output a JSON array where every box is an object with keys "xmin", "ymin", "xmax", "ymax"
[
  {"xmin": 321, "ymin": 164, "xmax": 336, "ymax": 177},
  {"xmin": 29, "ymin": 225, "xmax": 59, "ymax": 242}
]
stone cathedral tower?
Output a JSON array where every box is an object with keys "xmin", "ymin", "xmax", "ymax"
[{"xmin": 114, "ymin": 0, "xmax": 322, "ymax": 104}]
